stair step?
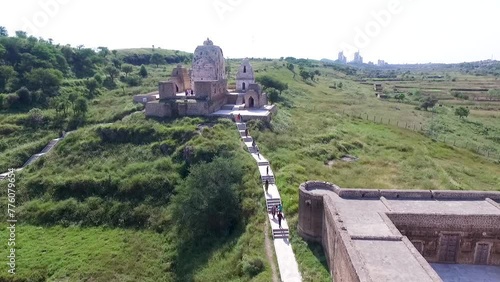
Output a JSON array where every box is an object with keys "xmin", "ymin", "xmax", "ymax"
[{"xmin": 272, "ymin": 229, "xmax": 290, "ymax": 239}]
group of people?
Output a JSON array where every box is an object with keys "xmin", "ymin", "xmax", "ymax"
[
  {"xmin": 271, "ymin": 203, "xmax": 285, "ymax": 228},
  {"xmin": 184, "ymin": 89, "xmax": 194, "ymax": 96}
]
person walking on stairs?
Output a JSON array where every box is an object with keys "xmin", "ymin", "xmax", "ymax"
[
  {"xmin": 245, "ymin": 129, "xmax": 248, "ymax": 137},
  {"xmin": 277, "ymin": 212, "xmax": 285, "ymax": 229},
  {"xmin": 271, "ymin": 205, "xmax": 276, "ymax": 219},
  {"xmin": 278, "ymin": 203, "xmax": 283, "ymax": 213},
  {"xmin": 266, "ymin": 165, "xmax": 269, "ymax": 175},
  {"xmin": 237, "ymin": 113, "xmax": 241, "ymax": 122},
  {"xmin": 265, "ymin": 179, "xmax": 269, "ymax": 193}
]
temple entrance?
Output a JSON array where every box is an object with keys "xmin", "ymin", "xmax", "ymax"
[{"xmin": 248, "ymin": 97, "xmax": 255, "ymax": 108}]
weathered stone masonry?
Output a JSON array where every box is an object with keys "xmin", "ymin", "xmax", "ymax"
[{"xmin": 298, "ymin": 181, "xmax": 500, "ymax": 282}]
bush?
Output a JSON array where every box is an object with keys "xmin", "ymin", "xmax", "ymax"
[{"xmin": 242, "ymin": 258, "xmax": 264, "ymax": 277}]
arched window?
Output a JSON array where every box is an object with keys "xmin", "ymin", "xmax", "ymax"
[
  {"xmin": 242, "ymin": 82, "xmax": 246, "ymax": 90},
  {"xmin": 243, "ymin": 66, "xmax": 246, "ymax": 73}
]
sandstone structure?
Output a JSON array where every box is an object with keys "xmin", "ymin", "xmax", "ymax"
[
  {"xmin": 142, "ymin": 39, "xmax": 273, "ymax": 120},
  {"xmin": 298, "ymin": 181, "xmax": 500, "ymax": 282}
]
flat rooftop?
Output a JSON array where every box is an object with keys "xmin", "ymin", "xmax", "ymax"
[{"xmin": 304, "ymin": 184, "xmax": 500, "ymax": 282}]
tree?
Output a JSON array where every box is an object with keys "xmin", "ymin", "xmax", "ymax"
[
  {"xmin": 27, "ymin": 108, "xmax": 45, "ymax": 128},
  {"xmin": 266, "ymin": 87, "xmax": 279, "ymax": 104},
  {"xmin": 139, "ymin": 65, "xmax": 148, "ymax": 78},
  {"xmin": 0, "ymin": 65, "xmax": 16, "ymax": 93},
  {"xmin": 286, "ymin": 63, "xmax": 296, "ymax": 78},
  {"xmin": 455, "ymin": 106, "xmax": 470, "ymax": 119},
  {"xmin": 15, "ymin": 31, "xmax": 27, "ymax": 38},
  {"xmin": 97, "ymin": 46, "xmax": 110, "ymax": 58},
  {"xmin": 395, "ymin": 93, "xmax": 405, "ymax": 102},
  {"xmin": 73, "ymin": 97, "xmax": 88, "ymax": 116},
  {"xmin": 16, "ymin": 87, "xmax": 32, "ymax": 105},
  {"xmin": 309, "ymin": 71, "xmax": 315, "ymax": 81},
  {"xmin": 84, "ymin": 78, "xmax": 99, "ymax": 98},
  {"xmin": 0, "ymin": 26, "xmax": 7, "ymax": 37},
  {"xmin": 300, "ymin": 69, "xmax": 310, "ymax": 81},
  {"xmin": 121, "ymin": 64, "xmax": 133, "ymax": 77},
  {"xmin": 170, "ymin": 157, "xmax": 242, "ymax": 240},
  {"xmin": 151, "ymin": 53, "xmax": 164, "ymax": 67},
  {"xmin": 420, "ymin": 97, "xmax": 438, "ymax": 111},
  {"xmin": 105, "ymin": 65, "xmax": 120, "ymax": 81},
  {"xmin": 25, "ymin": 68, "xmax": 63, "ymax": 95}
]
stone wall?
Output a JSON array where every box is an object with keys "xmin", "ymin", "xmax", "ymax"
[
  {"xmin": 298, "ymin": 181, "xmax": 370, "ymax": 282},
  {"xmin": 145, "ymin": 101, "xmax": 171, "ymax": 117},
  {"xmin": 159, "ymin": 82, "xmax": 177, "ymax": 99},
  {"xmin": 193, "ymin": 81, "xmax": 213, "ymax": 98},
  {"xmin": 388, "ymin": 213, "xmax": 500, "ymax": 265}
]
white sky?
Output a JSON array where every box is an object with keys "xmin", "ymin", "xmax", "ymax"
[{"xmin": 1, "ymin": 0, "xmax": 499, "ymax": 64}]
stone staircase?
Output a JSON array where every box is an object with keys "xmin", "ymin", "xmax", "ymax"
[
  {"xmin": 266, "ymin": 198, "xmax": 282, "ymax": 212},
  {"xmin": 22, "ymin": 153, "xmax": 45, "ymax": 167},
  {"xmin": 273, "ymin": 228, "xmax": 290, "ymax": 239},
  {"xmin": 234, "ymin": 121, "xmax": 302, "ymax": 281},
  {"xmin": 40, "ymin": 138, "xmax": 60, "ymax": 154}
]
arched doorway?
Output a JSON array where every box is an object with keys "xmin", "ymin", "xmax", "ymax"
[
  {"xmin": 242, "ymin": 82, "xmax": 246, "ymax": 90},
  {"xmin": 248, "ymin": 96, "xmax": 255, "ymax": 108},
  {"xmin": 175, "ymin": 85, "xmax": 179, "ymax": 93}
]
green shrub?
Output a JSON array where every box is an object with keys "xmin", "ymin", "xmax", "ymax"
[{"xmin": 241, "ymin": 258, "xmax": 264, "ymax": 277}]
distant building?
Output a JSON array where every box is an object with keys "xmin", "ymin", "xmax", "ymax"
[
  {"xmin": 378, "ymin": 59, "xmax": 388, "ymax": 66},
  {"xmin": 337, "ymin": 51, "xmax": 347, "ymax": 64},
  {"xmin": 374, "ymin": 83, "xmax": 383, "ymax": 92},
  {"xmin": 352, "ymin": 51, "xmax": 363, "ymax": 64}
]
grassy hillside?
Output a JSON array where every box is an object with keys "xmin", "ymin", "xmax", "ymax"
[{"xmin": 0, "ymin": 115, "xmax": 274, "ymax": 281}]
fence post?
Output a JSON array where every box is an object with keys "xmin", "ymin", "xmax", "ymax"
[
  {"xmin": 373, "ymin": 116, "xmax": 376, "ymax": 122},
  {"xmin": 453, "ymin": 140, "xmax": 456, "ymax": 146},
  {"xmin": 405, "ymin": 122, "xmax": 408, "ymax": 128},
  {"xmin": 388, "ymin": 119, "xmax": 390, "ymax": 124}
]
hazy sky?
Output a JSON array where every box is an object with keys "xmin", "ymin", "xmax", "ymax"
[{"xmin": 1, "ymin": 0, "xmax": 499, "ymax": 64}]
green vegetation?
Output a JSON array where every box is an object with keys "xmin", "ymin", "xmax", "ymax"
[{"xmin": 1, "ymin": 116, "xmax": 272, "ymax": 281}]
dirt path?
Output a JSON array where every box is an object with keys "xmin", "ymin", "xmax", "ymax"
[{"xmin": 265, "ymin": 219, "xmax": 279, "ymax": 282}]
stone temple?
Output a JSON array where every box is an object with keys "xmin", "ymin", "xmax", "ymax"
[
  {"xmin": 137, "ymin": 38, "xmax": 276, "ymax": 121},
  {"xmin": 298, "ymin": 181, "xmax": 500, "ymax": 282}
]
